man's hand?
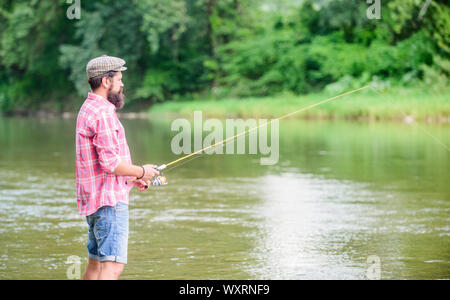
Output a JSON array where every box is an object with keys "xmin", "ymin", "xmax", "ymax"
[
  {"xmin": 115, "ymin": 161, "xmax": 161, "ymax": 187},
  {"xmin": 141, "ymin": 164, "xmax": 160, "ymax": 182},
  {"xmin": 134, "ymin": 179, "xmax": 150, "ymax": 192}
]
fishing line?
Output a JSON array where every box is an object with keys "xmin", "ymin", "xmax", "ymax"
[
  {"xmin": 164, "ymin": 143, "xmax": 227, "ymax": 173},
  {"xmin": 370, "ymin": 87, "xmax": 449, "ymax": 151},
  {"xmin": 128, "ymin": 84, "xmax": 372, "ymax": 186},
  {"xmin": 164, "ymin": 85, "xmax": 371, "ymax": 169}
]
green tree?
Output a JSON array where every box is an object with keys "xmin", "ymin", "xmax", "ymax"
[
  {"xmin": 60, "ymin": 0, "xmax": 146, "ymax": 99},
  {"xmin": 0, "ymin": 0, "xmax": 72, "ymax": 113}
]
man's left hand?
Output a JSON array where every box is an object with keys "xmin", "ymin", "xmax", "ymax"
[{"xmin": 134, "ymin": 179, "xmax": 150, "ymax": 191}]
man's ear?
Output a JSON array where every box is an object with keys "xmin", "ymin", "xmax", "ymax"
[{"xmin": 101, "ymin": 76, "xmax": 111, "ymax": 89}]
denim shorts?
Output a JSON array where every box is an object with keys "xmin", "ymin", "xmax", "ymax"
[{"xmin": 86, "ymin": 202, "xmax": 129, "ymax": 264}]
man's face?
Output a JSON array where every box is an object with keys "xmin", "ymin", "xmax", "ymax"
[{"xmin": 107, "ymin": 71, "xmax": 125, "ymax": 109}]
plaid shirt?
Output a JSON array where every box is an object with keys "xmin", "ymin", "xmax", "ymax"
[{"xmin": 76, "ymin": 93, "xmax": 133, "ymax": 216}]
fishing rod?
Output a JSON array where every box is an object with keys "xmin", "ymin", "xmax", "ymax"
[{"xmin": 127, "ymin": 85, "xmax": 371, "ymax": 188}]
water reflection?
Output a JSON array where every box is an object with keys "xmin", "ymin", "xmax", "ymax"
[{"xmin": 250, "ymin": 173, "xmax": 370, "ymax": 279}]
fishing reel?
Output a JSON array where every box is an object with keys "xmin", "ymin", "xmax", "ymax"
[
  {"xmin": 145, "ymin": 164, "xmax": 168, "ymax": 188},
  {"xmin": 148, "ymin": 173, "xmax": 167, "ymax": 187},
  {"xmin": 126, "ymin": 164, "xmax": 168, "ymax": 189}
]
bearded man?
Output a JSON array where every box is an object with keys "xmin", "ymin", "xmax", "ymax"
[{"xmin": 75, "ymin": 55, "xmax": 159, "ymax": 280}]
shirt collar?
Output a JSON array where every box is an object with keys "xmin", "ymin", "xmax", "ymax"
[{"xmin": 88, "ymin": 92, "xmax": 116, "ymax": 111}]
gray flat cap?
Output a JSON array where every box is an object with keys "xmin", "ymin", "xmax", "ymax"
[{"xmin": 86, "ymin": 55, "xmax": 127, "ymax": 79}]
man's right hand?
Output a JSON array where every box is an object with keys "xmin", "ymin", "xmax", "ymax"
[{"xmin": 141, "ymin": 164, "xmax": 160, "ymax": 182}]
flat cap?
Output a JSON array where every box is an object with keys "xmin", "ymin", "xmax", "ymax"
[{"xmin": 86, "ymin": 55, "xmax": 127, "ymax": 79}]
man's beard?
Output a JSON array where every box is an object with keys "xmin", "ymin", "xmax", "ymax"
[{"xmin": 107, "ymin": 87, "xmax": 125, "ymax": 110}]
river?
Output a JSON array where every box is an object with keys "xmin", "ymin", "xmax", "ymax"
[{"xmin": 0, "ymin": 117, "xmax": 448, "ymax": 279}]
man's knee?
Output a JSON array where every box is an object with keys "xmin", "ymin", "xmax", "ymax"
[
  {"xmin": 114, "ymin": 263, "xmax": 124, "ymax": 276},
  {"xmin": 101, "ymin": 261, "xmax": 125, "ymax": 278},
  {"xmin": 83, "ymin": 258, "xmax": 101, "ymax": 280},
  {"xmin": 88, "ymin": 258, "xmax": 101, "ymax": 270}
]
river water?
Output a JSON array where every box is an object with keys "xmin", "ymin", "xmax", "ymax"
[{"xmin": 0, "ymin": 117, "xmax": 448, "ymax": 279}]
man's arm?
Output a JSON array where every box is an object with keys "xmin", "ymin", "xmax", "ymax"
[
  {"xmin": 113, "ymin": 160, "xmax": 159, "ymax": 181},
  {"xmin": 92, "ymin": 111, "xmax": 159, "ymax": 181},
  {"xmin": 113, "ymin": 160, "xmax": 143, "ymax": 177}
]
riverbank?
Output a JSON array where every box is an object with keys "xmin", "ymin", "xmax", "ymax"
[
  {"xmin": 1, "ymin": 88, "xmax": 449, "ymax": 123},
  {"xmin": 149, "ymin": 88, "xmax": 450, "ymax": 123}
]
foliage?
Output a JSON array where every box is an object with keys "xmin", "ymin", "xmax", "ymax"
[{"xmin": 0, "ymin": 0, "xmax": 448, "ymax": 114}]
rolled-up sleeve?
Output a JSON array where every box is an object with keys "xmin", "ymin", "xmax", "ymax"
[{"xmin": 92, "ymin": 111, "xmax": 121, "ymax": 173}]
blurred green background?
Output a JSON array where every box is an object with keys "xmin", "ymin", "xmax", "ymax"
[{"xmin": 0, "ymin": 0, "xmax": 448, "ymax": 118}]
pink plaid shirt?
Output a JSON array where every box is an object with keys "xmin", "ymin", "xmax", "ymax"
[{"xmin": 76, "ymin": 93, "xmax": 133, "ymax": 216}]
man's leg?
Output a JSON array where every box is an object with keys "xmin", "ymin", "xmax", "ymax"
[
  {"xmin": 83, "ymin": 258, "xmax": 101, "ymax": 280},
  {"xmin": 85, "ymin": 212, "xmax": 101, "ymax": 280},
  {"xmin": 93, "ymin": 202, "xmax": 129, "ymax": 280},
  {"xmin": 98, "ymin": 261, "xmax": 125, "ymax": 280}
]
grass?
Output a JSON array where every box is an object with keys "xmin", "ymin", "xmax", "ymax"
[{"xmin": 149, "ymin": 87, "xmax": 450, "ymax": 122}]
